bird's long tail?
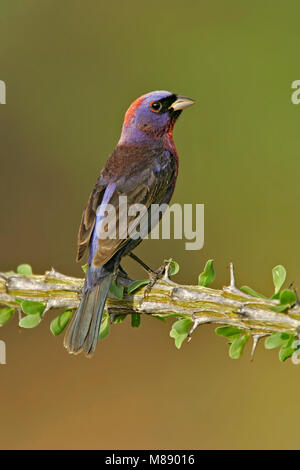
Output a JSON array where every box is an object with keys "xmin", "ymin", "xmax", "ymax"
[{"xmin": 64, "ymin": 273, "xmax": 113, "ymax": 357}]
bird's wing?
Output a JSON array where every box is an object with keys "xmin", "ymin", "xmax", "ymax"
[
  {"xmin": 76, "ymin": 182, "xmax": 107, "ymax": 262},
  {"xmin": 91, "ymin": 161, "xmax": 171, "ymax": 268}
]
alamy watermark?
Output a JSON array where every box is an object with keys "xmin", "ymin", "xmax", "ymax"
[
  {"xmin": 94, "ymin": 197, "xmax": 204, "ymax": 251},
  {"xmin": 291, "ymin": 80, "xmax": 300, "ymax": 104},
  {"xmin": 0, "ymin": 80, "xmax": 6, "ymax": 104},
  {"xmin": 0, "ymin": 340, "xmax": 6, "ymax": 364}
]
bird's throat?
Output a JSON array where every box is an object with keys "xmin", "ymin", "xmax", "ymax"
[{"xmin": 118, "ymin": 119, "xmax": 176, "ymax": 148}]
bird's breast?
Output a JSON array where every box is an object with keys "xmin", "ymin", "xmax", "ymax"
[{"xmin": 152, "ymin": 149, "xmax": 178, "ymax": 189}]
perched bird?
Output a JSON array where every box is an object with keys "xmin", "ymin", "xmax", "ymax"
[{"xmin": 64, "ymin": 90, "xmax": 195, "ymax": 357}]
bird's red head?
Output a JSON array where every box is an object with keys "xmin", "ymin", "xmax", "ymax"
[{"xmin": 119, "ymin": 90, "xmax": 195, "ymax": 145}]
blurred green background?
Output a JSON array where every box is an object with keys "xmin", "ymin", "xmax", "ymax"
[{"xmin": 1, "ymin": 0, "xmax": 300, "ymax": 450}]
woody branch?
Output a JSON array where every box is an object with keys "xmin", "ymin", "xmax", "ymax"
[{"xmin": 1, "ymin": 264, "xmax": 300, "ymax": 348}]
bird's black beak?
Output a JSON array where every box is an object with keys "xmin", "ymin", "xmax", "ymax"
[{"xmin": 168, "ymin": 95, "xmax": 195, "ymax": 111}]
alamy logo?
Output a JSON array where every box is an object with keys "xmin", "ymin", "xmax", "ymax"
[
  {"xmin": 0, "ymin": 340, "xmax": 6, "ymax": 364},
  {"xmin": 95, "ymin": 197, "xmax": 204, "ymax": 251},
  {"xmin": 0, "ymin": 80, "xmax": 6, "ymax": 104}
]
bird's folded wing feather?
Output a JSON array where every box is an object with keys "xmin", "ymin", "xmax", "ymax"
[
  {"xmin": 76, "ymin": 183, "xmax": 106, "ymax": 262},
  {"xmin": 77, "ymin": 157, "xmax": 171, "ymax": 267}
]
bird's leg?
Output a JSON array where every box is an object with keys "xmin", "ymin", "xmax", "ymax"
[
  {"xmin": 144, "ymin": 265, "xmax": 165, "ymax": 296},
  {"xmin": 129, "ymin": 252, "xmax": 165, "ymax": 296},
  {"xmin": 118, "ymin": 264, "xmax": 129, "ymax": 278},
  {"xmin": 129, "ymin": 252, "xmax": 155, "ymax": 274},
  {"xmin": 115, "ymin": 263, "xmax": 133, "ymax": 286}
]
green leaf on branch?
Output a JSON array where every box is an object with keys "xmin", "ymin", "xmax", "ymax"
[
  {"xmin": 265, "ymin": 332, "xmax": 291, "ymax": 349},
  {"xmin": 153, "ymin": 313, "xmax": 179, "ymax": 322},
  {"xmin": 109, "ymin": 280, "xmax": 124, "ymax": 299},
  {"xmin": 20, "ymin": 300, "xmax": 45, "ymax": 316},
  {"xmin": 164, "ymin": 259, "xmax": 180, "ymax": 276},
  {"xmin": 17, "ymin": 264, "xmax": 33, "ymax": 275},
  {"xmin": 112, "ymin": 313, "xmax": 127, "ymax": 324},
  {"xmin": 99, "ymin": 315, "xmax": 110, "ymax": 340},
  {"xmin": 0, "ymin": 307, "xmax": 14, "ymax": 326},
  {"xmin": 279, "ymin": 344, "xmax": 295, "ymax": 362},
  {"xmin": 265, "ymin": 332, "xmax": 297, "ymax": 362},
  {"xmin": 279, "ymin": 334, "xmax": 296, "ymax": 362},
  {"xmin": 127, "ymin": 280, "xmax": 148, "ymax": 294},
  {"xmin": 240, "ymin": 286, "xmax": 267, "ymax": 298},
  {"xmin": 19, "ymin": 314, "xmax": 41, "ymax": 329},
  {"xmin": 81, "ymin": 264, "xmax": 88, "ymax": 274},
  {"xmin": 131, "ymin": 313, "xmax": 141, "ymax": 328},
  {"xmin": 152, "ymin": 315, "xmax": 167, "ymax": 322},
  {"xmin": 272, "ymin": 265, "xmax": 286, "ymax": 296},
  {"xmin": 198, "ymin": 260, "xmax": 215, "ymax": 287},
  {"xmin": 271, "ymin": 292, "xmax": 281, "ymax": 300},
  {"xmin": 112, "ymin": 314, "xmax": 127, "ymax": 324},
  {"xmin": 50, "ymin": 310, "xmax": 73, "ymax": 336},
  {"xmin": 271, "ymin": 289, "xmax": 296, "ymax": 313},
  {"xmin": 170, "ymin": 318, "xmax": 193, "ymax": 349},
  {"xmin": 18, "ymin": 300, "xmax": 45, "ymax": 329},
  {"xmin": 216, "ymin": 326, "xmax": 249, "ymax": 359},
  {"xmin": 215, "ymin": 325, "xmax": 245, "ymax": 341},
  {"xmin": 271, "ymin": 304, "xmax": 290, "ymax": 313},
  {"xmin": 229, "ymin": 334, "xmax": 250, "ymax": 359},
  {"xmin": 279, "ymin": 289, "xmax": 296, "ymax": 306}
]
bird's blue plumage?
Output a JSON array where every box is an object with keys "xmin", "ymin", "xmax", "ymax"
[{"xmin": 90, "ymin": 182, "xmax": 116, "ymax": 263}]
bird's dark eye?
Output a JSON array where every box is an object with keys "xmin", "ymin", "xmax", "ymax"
[{"xmin": 150, "ymin": 101, "xmax": 162, "ymax": 113}]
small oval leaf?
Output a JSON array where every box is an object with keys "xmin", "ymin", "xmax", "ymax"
[
  {"xmin": 215, "ymin": 326, "xmax": 244, "ymax": 340},
  {"xmin": 170, "ymin": 318, "xmax": 193, "ymax": 349},
  {"xmin": 19, "ymin": 314, "xmax": 41, "ymax": 329},
  {"xmin": 21, "ymin": 300, "xmax": 45, "ymax": 316},
  {"xmin": 109, "ymin": 280, "xmax": 124, "ymax": 299},
  {"xmin": 50, "ymin": 310, "xmax": 73, "ymax": 336},
  {"xmin": 229, "ymin": 334, "xmax": 250, "ymax": 359},
  {"xmin": 99, "ymin": 316, "xmax": 110, "ymax": 340},
  {"xmin": 112, "ymin": 314, "xmax": 127, "ymax": 324},
  {"xmin": 164, "ymin": 259, "xmax": 180, "ymax": 277},
  {"xmin": 272, "ymin": 265, "xmax": 286, "ymax": 295},
  {"xmin": 0, "ymin": 307, "xmax": 14, "ymax": 326},
  {"xmin": 198, "ymin": 260, "xmax": 215, "ymax": 287},
  {"xmin": 271, "ymin": 304, "xmax": 290, "ymax": 313},
  {"xmin": 131, "ymin": 313, "xmax": 141, "ymax": 328},
  {"xmin": 279, "ymin": 345, "xmax": 295, "ymax": 362},
  {"xmin": 17, "ymin": 264, "xmax": 33, "ymax": 275},
  {"xmin": 240, "ymin": 286, "xmax": 267, "ymax": 298},
  {"xmin": 265, "ymin": 332, "xmax": 292, "ymax": 349},
  {"xmin": 279, "ymin": 289, "xmax": 296, "ymax": 307},
  {"xmin": 81, "ymin": 264, "xmax": 88, "ymax": 274},
  {"xmin": 127, "ymin": 280, "xmax": 149, "ymax": 295}
]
